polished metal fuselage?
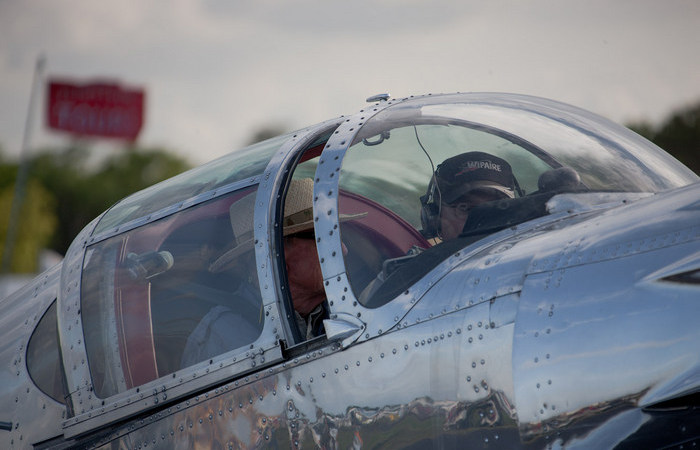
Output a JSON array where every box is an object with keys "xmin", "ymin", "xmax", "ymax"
[{"xmin": 3, "ymin": 184, "xmax": 698, "ymax": 449}]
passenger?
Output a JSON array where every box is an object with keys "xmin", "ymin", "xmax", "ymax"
[
  {"xmin": 421, "ymin": 151, "xmax": 515, "ymax": 241},
  {"xmin": 284, "ymin": 231, "xmax": 326, "ymax": 340},
  {"xmin": 282, "ymin": 178, "xmax": 363, "ymax": 340}
]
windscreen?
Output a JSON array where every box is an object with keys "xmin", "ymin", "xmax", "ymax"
[{"xmin": 94, "ymin": 133, "xmax": 292, "ymax": 235}]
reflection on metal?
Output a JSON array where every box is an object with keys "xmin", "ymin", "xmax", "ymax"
[
  {"xmin": 323, "ymin": 312, "xmax": 365, "ymax": 348},
  {"xmin": 366, "ymin": 93, "xmax": 390, "ymax": 103},
  {"xmin": 361, "ymin": 130, "xmax": 390, "ymax": 146},
  {"xmin": 80, "ymin": 311, "xmax": 520, "ymax": 448},
  {"xmin": 489, "ymin": 293, "xmax": 519, "ymax": 328}
]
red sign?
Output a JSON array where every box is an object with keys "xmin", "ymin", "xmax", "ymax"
[{"xmin": 47, "ymin": 80, "xmax": 145, "ymax": 141}]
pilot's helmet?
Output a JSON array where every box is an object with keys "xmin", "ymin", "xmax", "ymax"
[{"xmin": 435, "ymin": 151, "xmax": 515, "ymax": 203}]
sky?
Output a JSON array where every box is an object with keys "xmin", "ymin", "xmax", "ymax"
[{"xmin": 1, "ymin": 0, "xmax": 699, "ymax": 166}]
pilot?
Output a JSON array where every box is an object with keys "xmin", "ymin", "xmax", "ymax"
[
  {"xmin": 421, "ymin": 151, "xmax": 516, "ymax": 241},
  {"xmin": 359, "ymin": 152, "xmax": 516, "ymax": 305}
]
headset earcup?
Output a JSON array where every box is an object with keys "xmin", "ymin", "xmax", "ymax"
[
  {"xmin": 420, "ymin": 177, "xmax": 441, "ymax": 238},
  {"xmin": 422, "ymin": 202, "xmax": 440, "ymax": 238},
  {"xmin": 420, "ymin": 196, "xmax": 432, "ymax": 237}
]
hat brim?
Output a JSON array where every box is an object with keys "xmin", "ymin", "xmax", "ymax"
[
  {"xmin": 283, "ymin": 212, "xmax": 367, "ymax": 236},
  {"xmin": 209, "ymin": 212, "xmax": 367, "ymax": 273},
  {"xmin": 443, "ymin": 181, "xmax": 514, "ymax": 204}
]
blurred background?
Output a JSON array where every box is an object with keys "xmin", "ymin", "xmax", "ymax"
[{"xmin": 1, "ymin": 1, "xmax": 699, "ymax": 292}]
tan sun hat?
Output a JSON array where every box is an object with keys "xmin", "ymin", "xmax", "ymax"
[
  {"xmin": 283, "ymin": 178, "xmax": 366, "ymax": 236},
  {"xmin": 282, "ymin": 178, "xmax": 317, "ymax": 236},
  {"xmin": 209, "ymin": 178, "xmax": 365, "ymax": 272}
]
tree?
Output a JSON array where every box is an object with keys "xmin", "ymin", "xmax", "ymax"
[
  {"xmin": 27, "ymin": 145, "xmax": 192, "ymax": 255},
  {"xmin": 628, "ymin": 101, "xmax": 700, "ymax": 175},
  {"xmin": 246, "ymin": 125, "xmax": 288, "ymax": 145},
  {"xmin": 1, "ymin": 144, "xmax": 192, "ymax": 272},
  {"xmin": 0, "ymin": 177, "xmax": 56, "ymax": 273}
]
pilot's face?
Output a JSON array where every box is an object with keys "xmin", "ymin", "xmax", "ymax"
[{"xmin": 440, "ymin": 190, "xmax": 504, "ymax": 240}]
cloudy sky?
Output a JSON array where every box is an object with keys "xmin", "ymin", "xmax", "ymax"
[{"xmin": 1, "ymin": 0, "xmax": 699, "ymax": 165}]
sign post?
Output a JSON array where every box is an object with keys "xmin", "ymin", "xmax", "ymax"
[{"xmin": 1, "ymin": 56, "xmax": 46, "ymax": 274}]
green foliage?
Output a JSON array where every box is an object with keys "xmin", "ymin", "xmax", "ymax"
[
  {"xmin": 628, "ymin": 101, "xmax": 700, "ymax": 175},
  {"xmin": 28, "ymin": 145, "xmax": 192, "ymax": 255},
  {"xmin": 0, "ymin": 144, "xmax": 192, "ymax": 269},
  {"xmin": 0, "ymin": 179, "xmax": 56, "ymax": 272},
  {"xmin": 246, "ymin": 125, "xmax": 288, "ymax": 145}
]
